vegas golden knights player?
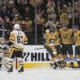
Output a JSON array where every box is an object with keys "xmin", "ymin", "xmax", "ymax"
[
  {"xmin": 72, "ymin": 26, "xmax": 80, "ymax": 68},
  {"xmin": 7, "ymin": 23, "xmax": 28, "ymax": 72},
  {"xmin": 59, "ymin": 25, "xmax": 73, "ymax": 68},
  {"xmin": 44, "ymin": 27, "xmax": 63, "ymax": 69}
]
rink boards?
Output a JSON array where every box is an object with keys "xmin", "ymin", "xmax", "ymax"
[
  {"xmin": 22, "ymin": 45, "xmax": 51, "ymax": 68},
  {"xmin": 23, "ymin": 62, "xmax": 50, "ymax": 68},
  {"xmin": 22, "ymin": 45, "xmax": 75, "ymax": 68}
]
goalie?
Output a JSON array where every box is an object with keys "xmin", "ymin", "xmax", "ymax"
[{"xmin": 7, "ymin": 23, "xmax": 28, "ymax": 72}]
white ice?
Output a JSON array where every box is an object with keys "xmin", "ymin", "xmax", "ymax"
[{"xmin": 0, "ymin": 68, "xmax": 80, "ymax": 80}]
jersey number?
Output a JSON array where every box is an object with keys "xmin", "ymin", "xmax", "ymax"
[{"xmin": 17, "ymin": 36, "xmax": 23, "ymax": 43}]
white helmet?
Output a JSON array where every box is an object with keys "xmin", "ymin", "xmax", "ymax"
[
  {"xmin": 46, "ymin": 29, "xmax": 50, "ymax": 32},
  {"xmin": 14, "ymin": 23, "xmax": 21, "ymax": 30}
]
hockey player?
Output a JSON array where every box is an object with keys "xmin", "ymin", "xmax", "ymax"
[
  {"xmin": 44, "ymin": 27, "xmax": 63, "ymax": 69},
  {"xmin": 59, "ymin": 25, "xmax": 73, "ymax": 68},
  {"xmin": 72, "ymin": 26, "xmax": 80, "ymax": 68},
  {"xmin": 0, "ymin": 37, "xmax": 9, "ymax": 70},
  {"xmin": 7, "ymin": 23, "xmax": 28, "ymax": 72}
]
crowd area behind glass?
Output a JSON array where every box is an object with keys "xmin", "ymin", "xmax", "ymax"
[{"xmin": 0, "ymin": 0, "xmax": 79, "ymax": 44}]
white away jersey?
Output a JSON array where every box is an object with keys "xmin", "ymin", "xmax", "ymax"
[{"xmin": 9, "ymin": 30, "xmax": 28, "ymax": 45}]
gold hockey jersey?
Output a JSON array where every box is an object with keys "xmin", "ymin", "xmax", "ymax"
[
  {"xmin": 45, "ymin": 30, "xmax": 60, "ymax": 45},
  {"xmin": 74, "ymin": 31, "xmax": 80, "ymax": 45},
  {"xmin": 59, "ymin": 28, "xmax": 73, "ymax": 44}
]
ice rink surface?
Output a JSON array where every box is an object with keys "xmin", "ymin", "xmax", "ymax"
[{"xmin": 0, "ymin": 68, "xmax": 80, "ymax": 80}]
